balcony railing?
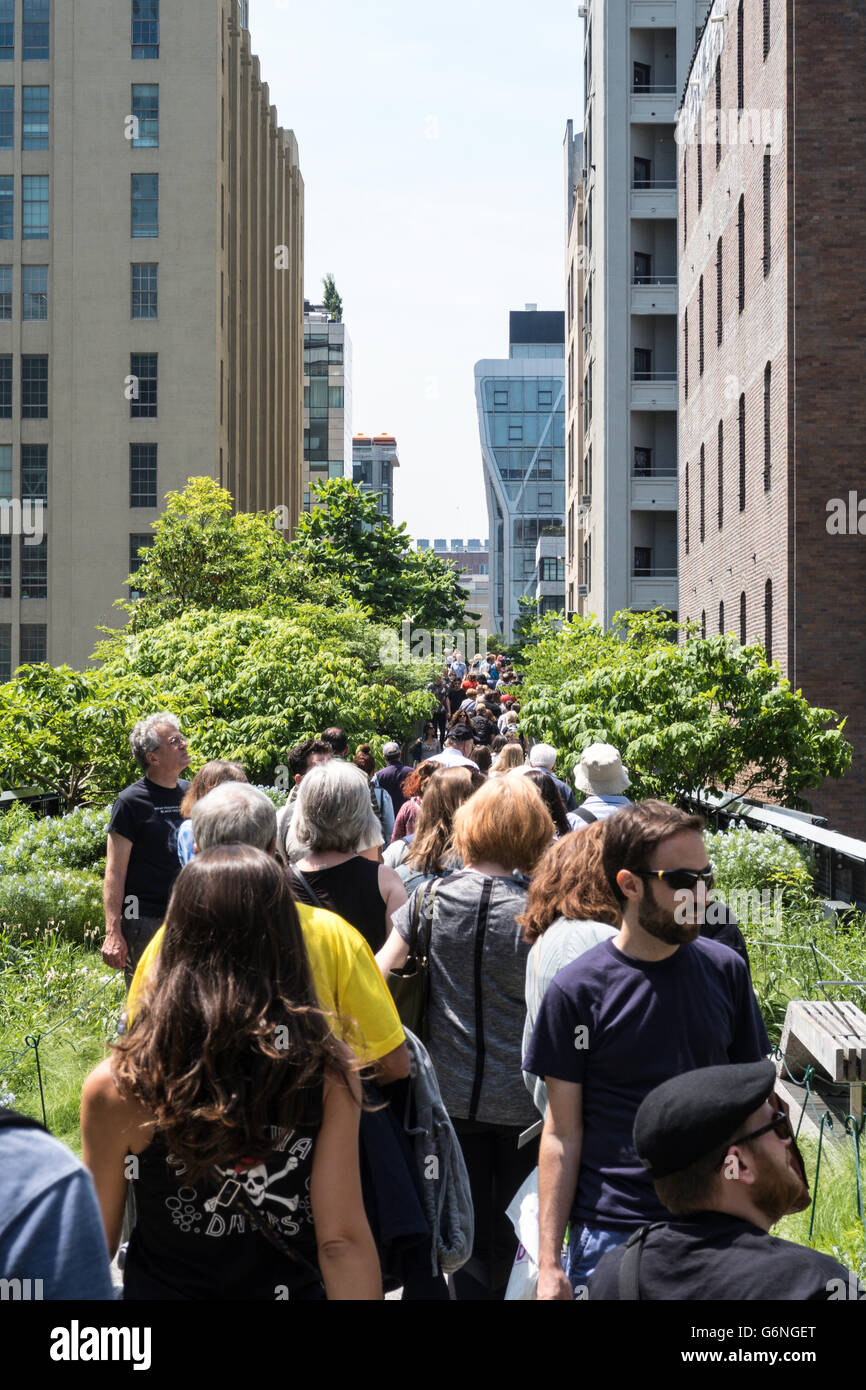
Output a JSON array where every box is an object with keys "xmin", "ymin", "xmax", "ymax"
[
  {"xmin": 632, "ymin": 371, "xmax": 677, "ymax": 382},
  {"xmin": 631, "ymin": 84, "xmax": 677, "ymax": 94},
  {"xmin": 632, "ymin": 566, "xmax": 677, "ymax": 578},
  {"xmin": 632, "ymin": 178, "xmax": 677, "ymax": 190},
  {"xmin": 631, "ymin": 274, "xmax": 677, "ymax": 286},
  {"xmin": 631, "ymin": 463, "xmax": 677, "ymax": 478}
]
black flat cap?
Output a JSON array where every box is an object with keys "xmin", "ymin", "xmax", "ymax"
[{"xmin": 634, "ymin": 1060, "xmax": 777, "ymax": 1179}]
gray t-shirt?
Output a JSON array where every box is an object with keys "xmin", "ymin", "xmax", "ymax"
[
  {"xmin": 522, "ymin": 917, "xmax": 618, "ymax": 1118},
  {"xmin": 393, "ymin": 869, "xmax": 536, "ymax": 1127}
]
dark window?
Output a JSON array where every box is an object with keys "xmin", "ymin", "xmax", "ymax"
[
  {"xmin": 634, "ymin": 347, "xmax": 652, "ymax": 378},
  {"xmin": 740, "ymin": 591, "xmax": 747, "ymax": 644},
  {"xmin": 683, "ymin": 310, "xmax": 688, "ymax": 400},
  {"xmin": 0, "ymin": 537, "xmax": 9, "ymax": 596},
  {"xmin": 634, "ymin": 547, "xmax": 652, "ymax": 576},
  {"xmin": 0, "ymin": 175, "xmax": 12, "ymax": 238},
  {"xmin": 0, "ymin": 622, "xmax": 9, "ymax": 678},
  {"xmin": 738, "ymin": 194, "xmax": 745, "ymax": 313},
  {"xmin": 22, "ymin": 85, "xmax": 48, "ymax": 148},
  {"xmin": 20, "ymin": 535, "xmax": 47, "ymax": 598},
  {"xmin": 764, "ymin": 579, "xmax": 773, "ymax": 660},
  {"xmin": 633, "ymin": 61, "xmax": 651, "ymax": 89},
  {"xmin": 633, "ymin": 156, "xmax": 652, "ymax": 188},
  {"xmin": 763, "ymin": 150, "xmax": 771, "ymax": 276},
  {"xmin": 0, "ymin": 264, "xmax": 9, "ymax": 318},
  {"xmin": 21, "ymin": 443, "xmax": 47, "ymax": 501},
  {"xmin": 132, "ymin": 0, "xmax": 159, "ymax": 60},
  {"xmin": 697, "ymin": 141, "xmax": 703, "ymax": 210},
  {"xmin": 130, "ymin": 352, "xmax": 157, "ymax": 417},
  {"xmin": 21, "ymin": 355, "xmax": 47, "ymax": 417},
  {"xmin": 698, "ymin": 276, "xmax": 704, "ymax": 375},
  {"xmin": 715, "ymin": 58, "xmax": 722, "ymax": 167},
  {"xmin": 719, "ymin": 601, "xmax": 725, "ymax": 635},
  {"xmin": 683, "ymin": 153, "xmax": 687, "ymax": 245},
  {"xmin": 0, "ymin": 353, "xmax": 10, "ymax": 416},
  {"xmin": 0, "ymin": 0, "xmax": 13, "ymax": 62},
  {"xmin": 717, "ymin": 419, "xmax": 724, "ymax": 529},
  {"xmin": 131, "ymin": 84, "xmax": 158, "ymax": 147},
  {"xmin": 738, "ymin": 393, "xmax": 746, "ymax": 510},
  {"xmin": 0, "ymin": 87, "xmax": 12, "ymax": 149},
  {"xmin": 737, "ymin": 0, "xmax": 745, "ymax": 110},
  {"xmin": 129, "ymin": 533, "xmax": 154, "ymax": 598},
  {"xmin": 22, "ymin": 0, "xmax": 49, "ymax": 61},
  {"xmin": 701, "ymin": 610, "xmax": 706, "ymax": 639},
  {"xmin": 131, "ymin": 262, "xmax": 157, "ymax": 318},
  {"xmin": 634, "ymin": 446, "xmax": 652, "ymax": 477},
  {"xmin": 19, "ymin": 623, "xmax": 46, "ymax": 663},
  {"xmin": 22, "ymin": 264, "xmax": 47, "ymax": 319},
  {"xmin": 699, "ymin": 443, "xmax": 705, "ymax": 542},
  {"xmin": 716, "ymin": 237, "xmax": 723, "ymax": 344},
  {"xmin": 763, "ymin": 0, "xmax": 771, "ymax": 59},
  {"xmin": 684, "ymin": 461, "xmax": 690, "ymax": 554},
  {"xmin": 763, "ymin": 361, "xmax": 771, "ymax": 490},
  {"xmin": 130, "ymin": 442, "xmax": 157, "ymax": 507},
  {"xmin": 131, "ymin": 173, "xmax": 158, "ymax": 237}
]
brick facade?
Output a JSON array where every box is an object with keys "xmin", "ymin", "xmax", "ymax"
[{"xmin": 678, "ymin": 0, "xmax": 866, "ymax": 837}]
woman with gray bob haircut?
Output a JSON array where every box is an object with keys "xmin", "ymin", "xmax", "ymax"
[
  {"xmin": 287, "ymin": 761, "xmax": 407, "ymax": 952},
  {"xmin": 191, "ymin": 783, "xmax": 277, "ymax": 855}
]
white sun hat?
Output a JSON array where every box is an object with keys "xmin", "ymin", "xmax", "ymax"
[{"xmin": 574, "ymin": 743, "xmax": 630, "ymax": 796}]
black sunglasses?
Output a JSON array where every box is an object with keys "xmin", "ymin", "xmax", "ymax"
[
  {"xmin": 636, "ymin": 866, "xmax": 715, "ymax": 892},
  {"xmin": 713, "ymin": 1111, "xmax": 792, "ymax": 1170}
]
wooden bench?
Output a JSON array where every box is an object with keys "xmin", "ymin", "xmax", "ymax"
[{"xmin": 776, "ymin": 1000, "xmax": 866, "ymax": 1135}]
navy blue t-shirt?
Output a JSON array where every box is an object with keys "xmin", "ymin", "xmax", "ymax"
[{"xmin": 522, "ymin": 935, "xmax": 771, "ymax": 1229}]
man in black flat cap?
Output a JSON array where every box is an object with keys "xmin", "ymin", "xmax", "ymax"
[{"xmin": 589, "ymin": 1060, "xmax": 863, "ymax": 1300}]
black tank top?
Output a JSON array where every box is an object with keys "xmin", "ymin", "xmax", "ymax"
[
  {"xmin": 291, "ymin": 857, "xmax": 388, "ymax": 952},
  {"xmin": 123, "ymin": 1088, "xmax": 323, "ymax": 1301}
]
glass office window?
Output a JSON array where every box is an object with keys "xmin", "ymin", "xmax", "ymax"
[
  {"xmin": 20, "ymin": 535, "xmax": 47, "ymax": 598},
  {"xmin": 22, "ymin": 175, "xmax": 49, "ymax": 238},
  {"xmin": 131, "ymin": 262, "xmax": 157, "ymax": 318},
  {"xmin": 21, "ymin": 355, "xmax": 47, "ymax": 417},
  {"xmin": 0, "ymin": 88, "xmax": 12, "ymax": 148},
  {"xmin": 0, "ymin": 354, "xmax": 11, "ymax": 416},
  {"xmin": 22, "ymin": 0, "xmax": 50, "ymax": 61},
  {"xmin": 21, "ymin": 443, "xmax": 47, "ymax": 501},
  {"xmin": 131, "ymin": 84, "xmax": 158, "ymax": 146},
  {"xmin": 0, "ymin": 264, "xmax": 10, "ymax": 319},
  {"xmin": 130, "ymin": 442, "xmax": 157, "ymax": 506},
  {"xmin": 0, "ymin": 537, "xmax": 9, "ymax": 597},
  {"xmin": 0, "ymin": 1, "xmax": 12, "ymax": 62},
  {"xmin": 19, "ymin": 623, "xmax": 46, "ymax": 662},
  {"xmin": 0, "ymin": 622, "xmax": 9, "ymax": 679},
  {"xmin": 130, "ymin": 352, "xmax": 157, "ymax": 417},
  {"xmin": 131, "ymin": 173, "xmax": 158, "ymax": 237},
  {"xmin": 22, "ymin": 86, "xmax": 49, "ymax": 148},
  {"xmin": 0, "ymin": 441, "xmax": 10, "ymax": 496},
  {"xmin": 0, "ymin": 176, "xmax": 12, "ymax": 238},
  {"xmin": 22, "ymin": 264, "xmax": 47, "ymax": 319},
  {"xmin": 129, "ymin": 533, "xmax": 154, "ymax": 598},
  {"xmin": 132, "ymin": 0, "xmax": 159, "ymax": 59}
]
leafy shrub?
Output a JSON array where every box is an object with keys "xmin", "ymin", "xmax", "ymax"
[
  {"xmin": 0, "ymin": 804, "xmax": 110, "ymax": 876},
  {"xmin": 706, "ymin": 827, "xmax": 814, "ymax": 903},
  {"xmin": 0, "ymin": 868, "xmax": 104, "ymax": 943}
]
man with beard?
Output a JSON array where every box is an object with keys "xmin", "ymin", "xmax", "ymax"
[
  {"xmin": 524, "ymin": 801, "xmax": 770, "ymax": 1299},
  {"xmin": 589, "ymin": 1061, "xmax": 862, "ymax": 1300}
]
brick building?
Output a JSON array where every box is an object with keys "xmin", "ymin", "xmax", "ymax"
[{"xmin": 677, "ymin": 0, "xmax": 866, "ymax": 836}]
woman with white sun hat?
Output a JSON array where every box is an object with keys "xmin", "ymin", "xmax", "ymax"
[{"xmin": 571, "ymin": 743, "xmax": 634, "ymax": 827}]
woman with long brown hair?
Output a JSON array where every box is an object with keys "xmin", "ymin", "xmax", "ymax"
[
  {"xmin": 519, "ymin": 822, "xmax": 620, "ymax": 1119},
  {"xmin": 395, "ymin": 764, "xmax": 484, "ymax": 894},
  {"xmin": 81, "ymin": 844, "xmax": 381, "ymax": 1300}
]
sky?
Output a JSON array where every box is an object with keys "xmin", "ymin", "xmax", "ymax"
[{"xmin": 248, "ymin": 0, "xmax": 584, "ymax": 540}]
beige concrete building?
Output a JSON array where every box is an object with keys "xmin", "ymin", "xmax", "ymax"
[
  {"xmin": 563, "ymin": 122, "xmax": 584, "ymax": 619},
  {"xmin": 0, "ymin": 0, "xmax": 304, "ymax": 676}
]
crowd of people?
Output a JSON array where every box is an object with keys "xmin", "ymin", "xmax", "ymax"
[{"xmin": 2, "ymin": 675, "xmax": 863, "ymax": 1304}]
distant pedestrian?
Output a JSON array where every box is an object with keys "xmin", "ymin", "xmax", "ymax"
[
  {"xmin": 373, "ymin": 742, "xmax": 414, "ymax": 817},
  {"xmin": 409, "ymin": 723, "xmax": 442, "ymax": 765},
  {"xmin": 275, "ymin": 738, "xmax": 333, "ymax": 856},
  {"xmin": 527, "ymin": 743, "xmax": 578, "ymax": 813}
]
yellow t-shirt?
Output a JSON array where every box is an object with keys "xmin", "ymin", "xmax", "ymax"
[{"xmin": 126, "ymin": 903, "xmax": 405, "ymax": 1065}]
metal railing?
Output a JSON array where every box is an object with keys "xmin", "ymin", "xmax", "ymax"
[
  {"xmin": 632, "ymin": 84, "xmax": 677, "ymax": 95},
  {"xmin": 632, "ymin": 370, "xmax": 678, "ymax": 382},
  {"xmin": 632, "ymin": 274, "xmax": 678, "ymax": 286},
  {"xmin": 631, "ymin": 566, "xmax": 678, "ymax": 578},
  {"xmin": 631, "ymin": 178, "xmax": 677, "ymax": 190},
  {"xmin": 631, "ymin": 464, "xmax": 678, "ymax": 478}
]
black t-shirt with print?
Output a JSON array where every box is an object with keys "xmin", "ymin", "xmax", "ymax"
[{"xmin": 108, "ymin": 776, "xmax": 190, "ymax": 918}]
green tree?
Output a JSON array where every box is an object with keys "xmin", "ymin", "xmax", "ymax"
[
  {"xmin": 322, "ymin": 272, "xmax": 343, "ymax": 322},
  {"xmin": 117, "ymin": 477, "xmax": 345, "ymax": 632},
  {"xmin": 518, "ymin": 609, "xmax": 853, "ymax": 806},
  {"xmin": 291, "ymin": 478, "xmax": 470, "ymax": 630}
]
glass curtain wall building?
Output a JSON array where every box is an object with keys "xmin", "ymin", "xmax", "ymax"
[
  {"xmin": 475, "ymin": 308, "xmax": 566, "ymax": 640},
  {"xmin": 303, "ymin": 302, "xmax": 352, "ymax": 511}
]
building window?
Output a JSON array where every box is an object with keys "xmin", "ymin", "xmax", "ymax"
[
  {"xmin": 539, "ymin": 557, "xmax": 564, "ymax": 583},
  {"xmin": 0, "ymin": 441, "xmax": 9, "ymax": 495},
  {"xmin": 0, "ymin": 353, "xmax": 10, "ymax": 416},
  {"xmin": 737, "ymin": 0, "xmax": 745, "ymax": 111},
  {"xmin": 508, "ymin": 425, "xmax": 523, "ymax": 441},
  {"xmin": 22, "ymin": 175, "xmax": 49, "ymax": 238},
  {"xmin": 132, "ymin": 0, "xmax": 159, "ymax": 60},
  {"xmin": 19, "ymin": 623, "xmax": 46, "ymax": 662},
  {"xmin": 701, "ymin": 610, "xmax": 706, "ymax": 640},
  {"xmin": 21, "ymin": 354, "xmax": 47, "ymax": 417},
  {"xmin": 130, "ymin": 442, "xmax": 157, "ymax": 507},
  {"xmin": 698, "ymin": 276, "xmax": 704, "ymax": 376},
  {"xmin": 699, "ymin": 443, "xmax": 705, "ymax": 542},
  {"xmin": 737, "ymin": 194, "xmax": 745, "ymax": 313},
  {"xmin": 131, "ymin": 262, "xmax": 157, "ymax": 318},
  {"xmin": 328, "ymin": 386, "xmax": 344, "ymax": 409},
  {"xmin": 20, "ymin": 535, "xmax": 47, "ymax": 598},
  {"xmin": 538, "ymin": 491, "xmax": 553, "ymax": 509},
  {"xmin": 22, "ymin": 85, "xmax": 49, "ymax": 148},
  {"xmin": 634, "ymin": 547, "xmax": 652, "ymax": 576},
  {"xmin": 493, "ymin": 389, "xmax": 508, "ymax": 410},
  {"xmin": 538, "ymin": 388, "xmax": 553, "ymax": 408},
  {"xmin": 22, "ymin": 263, "xmax": 47, "ymax": 319},
  {"xmin": 0, "ymin": 175, "xmax": 12, "ymax": 238},
  {"xmin": 22, "ymin": 0, "xmax": 49, "ymax": 62},
  {"xmin": 763, "ymin": 361, "xmax": 772, "ymax": 490},
  {"xmin": 717, "ymin": 419, "xmax": 724, "ymax": 529},
  {"xmin": 21, "ymin": 443, "xmax": 47, "ymax": 500},
  {"xmin": 130, "ymin": 352, "xmax": 157, "ymax": 417},
  {"xmin": 697, "ymin": 141, "xmax": 702, "ymax": 211},
  {"xmin": 0, "ymin": 536, "xmax": 9, "ymax": 596},
  {"xmin": 715, "ymin": 58, "xmax": 722, "ymax": 167},
  {"xmin": 763, "ymin": 150, "xmax": 771, "ymax": 276},
  {"xmin": 0, "ymin": 622, "xmax": 9, "ymax": 679},
  {"xmin": 738, "ymin": 393, "xmax": 746, "ymax": 510},
  {"xmin": 131, "ymin": 84, "xmax": 158, "ymax": 147},
  {"xmin": 683, "ymin": 309, "xmax": 688, "ymax": 400},
  {"xmin": 0, "ymin": 88, "xmax": 12, "ymax": 149},
  {"xmin": 716, "ymin": 237, "xmax": 723, "ymax": 345},
  {"xmin": 0, "ymin": 1, "xmax": 12, "ymax": 62},
  {"xmin": 682, "ymin": 153, "xmax": 687, "ymax": 246},
  {"xmin": 129, "ymin": 533, "xmax": 154, "ymax": 597},
  {"xmin": 764, "ymin": 579, "xmax": 773, "ymax": 660},
  {"xmin": 537, "ymin": 452, "xmax": 553, "ymax": 479},
  {"xmin": 131, "ymin": 173, "xmax": 158, "ymax": 237},
  {"xmin": 684, "ymin": 461, "xmax": 690, "ymax": 554},
  {"xmin": 719, "ymin": 601, "xmax": 725, "ymax": 635},
  {"xmin": 763, "ymin": 0, "xmax": 771, "ymax": 58},
  {"xmin": 740, "ymin": 590, "xmax": 747, "ymax": 644},
  {"xmin": 0, "ymin": 263, "xmax": 10, "ymax": 319}
]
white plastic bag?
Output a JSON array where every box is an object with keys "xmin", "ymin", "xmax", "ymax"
[{"xmin": 504, "ymin": 1167, "xmax": 540, "ymax": 1300}]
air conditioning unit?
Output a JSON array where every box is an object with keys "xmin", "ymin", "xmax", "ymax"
[
  {"xmin": 577, "ymin": 5, "xmax": 588, "ymax": 17},
  {"xmin": 578, "ymin": 584, "xmax": 589, "ymax": 597},
  {"xmin": 580, "ymin": 494, "xmax": 592, "ymax": 506}
]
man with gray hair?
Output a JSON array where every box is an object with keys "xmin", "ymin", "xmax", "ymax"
[
  {"xmin": 528, "ymin": 743, "xmax": 579, "ymax": 813},
  {"xmin": 103, "ymin": 713, "xmax": 190, "ymax": 986},
  {"xmin": 126, "ymin": 780, "xmax": 410, "ymax": 1083}
]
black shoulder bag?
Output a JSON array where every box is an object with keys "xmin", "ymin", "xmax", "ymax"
[{"xmin": 387, "ymin": 881, "xmax": 439, "ymax": 1041}]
